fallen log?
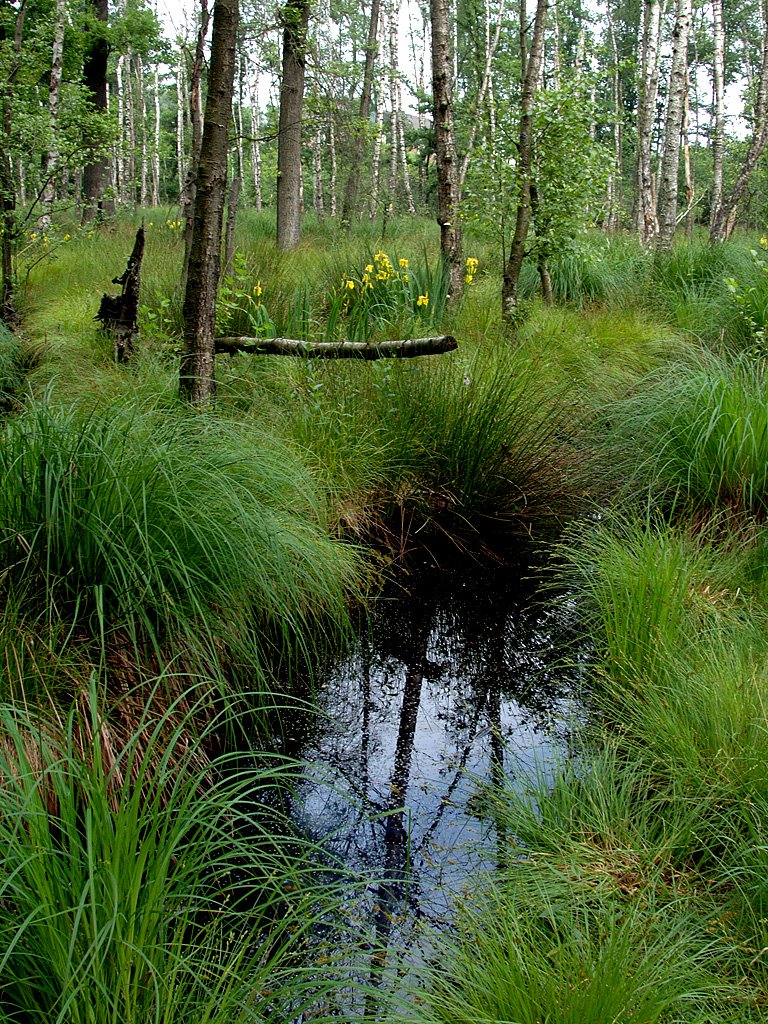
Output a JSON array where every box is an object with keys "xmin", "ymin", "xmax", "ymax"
[{"xmin": 214, "ymin": 335, "xmax": 458, "ymax": 359}]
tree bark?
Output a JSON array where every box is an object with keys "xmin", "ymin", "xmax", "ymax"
[
  {"xmin": 340, "ymin": 0, "xmax": 382, "ymax": 226},
  {"xmin": 180, "ymin": 0, "xmax": 211, "ymax": 289},
  {"xmin": 39, "ymin": 0, "xmax": 66, "ymax": 230},
  {"xmin": 709, "ymin": 0, "xmax": 725, "ymax": 231},
  {"xmin": 657, "ymin": 0, "xmax": 691, "ymax": 250},
  {"xmin": 634, "ymin": 0, "xmax": 663, "ymax": 244},
  {"xmin": 710, "ymin": 0, "xmax": 768, "ymax": 242},
  {"xmin": 1, "ymin": 0, "xmax": 25, "ymax": 323},
  {"xmin": 214, "ymin": 335, "xmax": 457, "ymax": 357},
  {"xmin": 430, "ymin": 0, "xmax": 463, "ymax": 300},
  {"xmin": 82, "ymin": 0, "xmax": 111, "ymax": 223},
  {"xmin": 501, "ymin": 0, "xmax": 548, "ymax": 322},
  {"xmin": 180, "ymin": 0, "xmax": 239, "ymax": 406},
  {"xmin": 276, "ymin": 0, "xmax": 310, "ymax": 250}
]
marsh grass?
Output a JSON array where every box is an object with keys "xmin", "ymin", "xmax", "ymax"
[
  {"xmin": 0, "ymin": 680, "xmax": 373, "ymax": 1024},
  {"xmin": 604, "ymin": 354, "xmax": 768, "ymax": 516},
  {"xmin": 0, "ymin": 392, "xmax": 363, "ymax": 699},
  {"xmin": 407, "ymin": 853, "xmax": 718, "ymax": 1024}
]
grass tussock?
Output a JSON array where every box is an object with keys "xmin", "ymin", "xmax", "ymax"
[
  {"xmin": 0, "ymin": 392, "xmax": 363, "ymax": 701},
  {"xmin": 0, "ymin": 681, "xmax": 371, "ymax": 1024},
  {"xmin": 604, "ymin": 354, "xmax": 768, "ymax": 516}
]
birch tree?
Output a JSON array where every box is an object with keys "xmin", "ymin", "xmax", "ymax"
[
  {"xmin": 709, "ymin": 0, "xmax": 725, "ymax": 231},
  {"xmin": 657, "ymin": 0, "xmax": 691, "ymax": 250},
  {"xmin": 430, "ymin": 0, "xmax": 463, "ymax": 299},
  {"xmin": 710, "ymin": 0, "xmax": 768, "ymax": 242},
  {"xmin": 634, "ymin": 0, "xmax": 663, "ymax": 244}
]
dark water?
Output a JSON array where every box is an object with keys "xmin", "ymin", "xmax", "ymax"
[{"xmin": 289, "ymin": 560, "xmax": 586, "ymax": 947}]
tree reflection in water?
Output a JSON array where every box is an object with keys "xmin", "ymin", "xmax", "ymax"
[{"xmin": 291, "ymin": 562, "xmax": 586, "ymax": 959}]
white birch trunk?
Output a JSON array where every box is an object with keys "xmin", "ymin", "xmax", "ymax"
[
  {"xmin": 709, "ymin": 0, "xmax": 725, "ymax": 231},
  {"xmin": 328, "ymin": 105, "xmax": 337, "ymax": 217},
  {"xmin": 635, "ymin": 0, "xmax": 663, "ymax": 243},
  {"xmin": 177, "ymin": 55, "xmax": 186, "ymax": 198},
  {"xmin": 152, "ymin": 67, "xmax": 161, "ymax": 206},
  {"xmin": 657, "ymin": 0, "xmax": 691, "ymax": 249},
  {"xmin": 40, "ymin": 0, "xmax": 66, "ymax": 229}
]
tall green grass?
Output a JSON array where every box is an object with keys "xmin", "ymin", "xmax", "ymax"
[
  {"xmin": 407, "ymin": 851, "xmax": 717, "ymax": 1024},
  {"xmin": 604, "ymin": 354, "xmax": 768, "ymax": 515},
  {"xmin": 0, "ymin": 392, "xmax": 363, "ymax": 699},
  {"xmin": 0, "ymin": 680, "xmax": 371, "ymax": 1024}
]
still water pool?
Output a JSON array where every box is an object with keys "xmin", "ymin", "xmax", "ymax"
[{"xmin": 289, "ymin": 559, "xmax": 586, "ymax": 945}]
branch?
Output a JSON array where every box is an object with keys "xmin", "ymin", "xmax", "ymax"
[{"xmin": 214, "ymin": 335, "xmax": 458, "ymax": 359}]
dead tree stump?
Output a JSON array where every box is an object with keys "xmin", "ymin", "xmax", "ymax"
[{"xmin": 95, "ymin": 225, "xmax": 145, "ymax": 363}]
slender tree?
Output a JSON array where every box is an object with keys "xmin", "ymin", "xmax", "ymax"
[
  {"xmin": 657, "ymin": 0, "xmax": 691, "ymax": 250},
  {"xmin": 430, "ymin": 0, "xmax": 463, "ymax": 300},
  {"xmin": 82, "ymin": 0, "xmax": 111, "ymax": 222},
  {"xmin": 501, "ymin": 0, "xmax": 548, "ymax": 322},
  {"xmin": 709, "ymin": 0, "xmax": 725, "ymax": 231},
  {"xmin": 340, "ymin": 0, "xmax": 382, "ymax": 225},
  {"xmin": 710, "ymin": 0, "xmax": 768, "ymax": 242},
  {"xmin": 180, "ymin": 0, "xmax": 239, "ymax": 406},
  {"xmin": 276, "ymin": 0, "xmax": 310, "ymax": 250},
  {"xmin": 634, "ymin": 0, "xmax": 663, "ymax": 244}
]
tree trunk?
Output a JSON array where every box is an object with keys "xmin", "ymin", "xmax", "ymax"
[
  {"xmin": 501, "ymin": 0, "xmax": 548, "ymax": 322},
  {"xmin": 634, "ymin": 0, "xmax": 663, "ymax": 244},
  {"xmin": 214, "ymin": 335, "xmax": 457, "ymax": 357},
  {"xmin": 276, "ymin": 0, "xmax": 310, "ymax": 250},
  {"xmin": 369, "ymin": 80, "xmax": 385, "ymax": 218},
  {"xmin": 1, "ymin": 0, "xmax": 25, "ymax": 323},
  {"xmin": 248, "ymin": 71, "xmax": 263, "ymax": 210},
  {"xmin": 430, "ymin": 0, "xmax": 463, "ymax": 300},
  {"xmin": 328, "ymin": 104, "xmax": 337, "ymax": 217},
  {"xmin": 340, "ymin": 0, "xmax": 382, "ymax": 225},
  {"xmin": 180, "ymin": 0, "xmax": 211, "ymax": 289},
  {"xmin": 82, "ymin": 0, "xmax": 111, "ymax": 223},
  {"xmin": 459, "ymin": 0, "xmax": 505, "ymax": 188},
  {"xmin": 657, "ymin": 0, "xmax": 691, "ymax": 250},
  {"xmin": 40, "ymin": 0, "xmax": 66, "ymax": 230},
  {"xmin": 176, "ymin": 54, "xmax": 186, "ymax": 198},
  {"xmin": 152, "ymin": 67, "xmax": 161, "ymax": 206},
  {"xmin": 709, "ymin": 0, "xmax": 725, "ymax": 231},
  {"xmin": 710, "ymin": 0, "xmax": 768, "ymax": 242},
  {"xmin": 95, "ymin": 226, "xmax": 145, "ymax": 362},
  {"xmin": 180, "ymin": 0, "xmax": 239, "ymax": 406},
  {"xmin": 604, "ymin": 2, "xmax": 623, "ymax": 232}
]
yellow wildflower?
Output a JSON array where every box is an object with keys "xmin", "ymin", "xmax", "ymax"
[
  {"xmin": 253, "ymin": 280, "xmax": 263, "ymax": 297},
  {"xmin": 399, "ymin": 258, "xmax": 409, "ymax": 269},
  {"xmin": 416, "ymin": 292, "xmax": 429, "ymax": 308},
  {"xmin": 365, "ymin": 264, "xmax": 374, "ymax": 273},
  {"xmin": 402, "ymin": 274, "xmax": 409, "ymax": 284},
  {"xmin": 346, "ymin": 279, "xmax": 356, "ymax": 290},
  {"xmin": 762, "ymin": 237, "xmax": 768, "ymax": 246},
  {"xmin": 466, "ymin": 257, "xmax": 479, "ymax": 273},
  {"xmin": 465, "ymin": 274, "xmax": 473, "ymax": 285}
]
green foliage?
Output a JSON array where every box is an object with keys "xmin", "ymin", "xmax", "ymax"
[
  {"xmin": 0, "ymin": 681, "xmax": 369, "ymax": 1024},
  {"xmin": 407, "ymin": 856, "xmax": 716, "ymax": 1024},
  {"xmin": 605, "ymin": 354, "xmax": 768, "ymax": 515},
  {"xmin": 0, "ymin": 320, "xmax": 31, "ymax": 408},
  {"xmin": 0, "ymin": 393, "xmax": 362, "ymax": 691}
]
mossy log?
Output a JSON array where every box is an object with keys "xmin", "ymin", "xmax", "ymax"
[{"xmin": 214, "ymin": 335, "xmax": 458, "ymax": 359}]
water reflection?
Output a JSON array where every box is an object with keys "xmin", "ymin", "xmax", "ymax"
[{"xmin": 292, "ymin": 563, "xmax": 585, "ymax": 937}]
